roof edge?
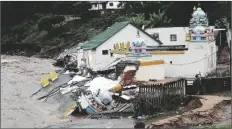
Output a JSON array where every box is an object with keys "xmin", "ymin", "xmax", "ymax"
[
  {"xmin": 81, "ymin": 21, "xmax": 130, "ymax": 49},
  {"xmin": 129, "ymin": 23, "xmax": 163, "ymax": 45}
]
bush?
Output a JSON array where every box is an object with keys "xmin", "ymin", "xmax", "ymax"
[
  {"xmin": 38, "ymin": 17, "xmax": 53, "ymax": 31},
  {"xmin": 38, "ymin": 15, "xmax": 65, "ymax": 32},
  {"xmin": 46, "ymin": 26, "xmax": 70, "ymax": 39},
  {"xmin": 50, "ymin": 15, "xmax": 65, "ymax": 25}
]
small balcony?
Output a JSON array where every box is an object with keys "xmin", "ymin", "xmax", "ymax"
[{"xmin": 186, "ymin": 33, "xmax": 214, "ymax": 42}]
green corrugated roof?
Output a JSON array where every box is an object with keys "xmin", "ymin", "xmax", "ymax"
[{"xmin": 80, "ymin": 21, "xmax": 130, "ymax": 49}]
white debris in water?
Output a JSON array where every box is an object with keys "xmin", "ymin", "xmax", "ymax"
[
  {"xmin": 63, "ymin": 70, "xmax": 70, "ymax": 74},
  {"xmin": 60, "ymin": 85, "xmax": 79, "ymax": 95},
  {"xmin": 120, "ymin": 95, "xmax": 131, "ymax": 100},
  {"xmin": 123, "ymin": 85, "xmax": 137, "ymax": 89},
  {"xmin": 67, "ymin": 75, "xmax": 86, "ymax": 84},
  {"xmin": 98, "ymin": 89, "xmax": 113, "ymax": 105},
  {"xmin": 87, "ymin": 77, "xmax": 119, "ymax": 94}
]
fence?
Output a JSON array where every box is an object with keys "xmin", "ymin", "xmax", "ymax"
[
  {"xmin": 133, "ymin": 77, "xmax": 231, "ymax": 115},
  {"xmin": 185, "ymin": 76, "xmax": 231, "ymax": 95},
  {"xmin": 134, "ymin": 79, "xmax": 186, "ymax": 115}
]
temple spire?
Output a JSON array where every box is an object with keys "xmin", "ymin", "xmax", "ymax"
[
  {"xmin": 198, "ymin": 2, "xmax": 201, "ymax": 7},
  {"xmin": 193, "ymin": 6, "xmax": 196, "ymax": 11}
]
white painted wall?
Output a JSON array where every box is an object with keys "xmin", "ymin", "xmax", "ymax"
[
  {"xmin": 77, "ymin": 49, "xmax": 95, "ymax": 69},
  {"xmin": 78, "ymin": 25, "xmax": 217, "ymax": 78},
  {"xmin": 89, "ymin": 2, "xmax": 122, "ymax": 10},
  {"xmin": 135, "ymin": 64, "xmax": 165, "ymax": 81},
  {"xmin": 90, "ymin": 3, "xmax": 103, "ymax": 10},
  {"xmin": 77, "ymin": 49, "xmax": 83, "ymax": 68},
  {"xmin": 123, "ymin": 64, "xmax": 165, "ymax": 81},
  {"xmin": 113, "ymin": 42, "xmax": 217, "ymax": 78},
  {"xmin": 92, "ymin": 24, "xmax": 160, "ymax": 69},
  {"xmin": 227, "ymin": 29, "xmax": 231, "ymax": 48},
  {"xmin": 150, "ymin": 43, "xmax": 217, "ymax": 78},
  {"xmin": 145, "ymin": 27, "xmax": 189, "ymax": 45},
  {"xmin": 145, "ymin": 27, "xmax": 217, "ymax": 78},
  {"xmin": 106, "ymin": 2, "xmax": 122, "ymax": 9}
]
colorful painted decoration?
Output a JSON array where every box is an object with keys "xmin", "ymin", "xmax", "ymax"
[
  {"xmin": 186, "ymin": 31, "xmax": 190, "ymax": 41},
  {"xmin": 126, "ymin": 41, "xmax": 130, "ymax": 51},
  {"xmin": 115, "ymin": 43, "xmax": 119, "ymax": 50},
  {"xmin": 126, "ymin": 41, "xmax": 152, "ymax": 58},
  {"xmin": 132, "ymin": 42, "xmax": 135, "ymax": 47},
  {"xmin": 119, "ymin": 43, "xmax": 122, "ymax": 50},
  {"xmin": 121, "ymin": 42, "xmax": 125, "ymax": 51},
  {"xmin": 141, "ymin": 41, "xmax": 146, "ymax": 47}
]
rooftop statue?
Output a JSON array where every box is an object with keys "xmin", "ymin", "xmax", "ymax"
[{"xmin": 189, "ymin": 4, "xmax": 209, "ymax": 27}]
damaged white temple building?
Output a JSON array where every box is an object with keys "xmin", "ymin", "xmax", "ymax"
[
  {"xmin": 62, "ymin": 5, "xmax": 218, "ymax": 80},
  {"xmin": 41, "ymin": 5, "xmax": 223, "ymax": 118}
]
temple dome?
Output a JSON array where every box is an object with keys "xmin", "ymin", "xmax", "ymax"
[{"xmin": 192, "ymin": 7, "xmax": 206, "ymax": 17}]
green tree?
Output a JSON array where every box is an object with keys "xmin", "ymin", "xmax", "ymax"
[
  {"xmin": 118, "ymin": 1, "xmax": 173, "ymax": 19},
  {"xmin": 51, "ymin": 1, "xmax": 91, "ymax": 17},
  {"xmin": 50, "ymin": 16, "xmax": 65, "ymax": 25},
  {"xmin": 214, "ymin": 17, "xmax": 229, "ymax": 28},
  {"xmin": 148, "ymin": 9, "xmax": 172, "ymax": 28},
  {"xmin": 129, "ymin": 13, "xmax": 150, "ymax": 28},
  {"xmin": 38, "ymin": 17, "xmax": 53, "ymax": 31}
]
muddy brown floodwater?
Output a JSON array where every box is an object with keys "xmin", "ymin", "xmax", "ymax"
[{"xmin": 1, "ymin": 55, "xmax": 135, "ymax": 128}]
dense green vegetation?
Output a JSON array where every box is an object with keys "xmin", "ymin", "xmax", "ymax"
[{"xmin": 1, "ymin": 1, "xmax": 231, "ymax": 57}]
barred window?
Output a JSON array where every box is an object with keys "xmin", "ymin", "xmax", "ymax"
[{"xmin": 170, "ymin": 34, "xmax": 177, "ymax": 41}]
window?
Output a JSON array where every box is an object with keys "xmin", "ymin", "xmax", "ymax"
[
  {"xmin": 170, "ymin": 34, "xmax": 177, "ymax": 41},
  {"xmin": 109, "ymin": 3, "xmax": 113, "ymax": 6},
  {"xmin": 102, "ymin": 50, "xmax": 109, "ymax": 55},
  {"xmin": 152, "ymin": 33, "xmax": 159, "ymax": 40}
]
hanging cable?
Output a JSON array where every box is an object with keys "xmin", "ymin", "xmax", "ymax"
[
  {"xmin": 171, "ymin": 51, "xmax": 217, "ymax": 66},
  {"xmin": 170, "ymin": 31, "xmax": 221, "ymax": 66}
]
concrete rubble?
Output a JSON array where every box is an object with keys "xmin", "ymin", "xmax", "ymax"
[{"xmin": 33, "ymin": 54, "xmax": 144, "ymax": 119}]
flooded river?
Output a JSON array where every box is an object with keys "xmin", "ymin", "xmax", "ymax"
[
  {"xmin": 1, "ymin": 55, "xmax": 136, "ymax": 128},
  {"xmin": 46, "ymin": 118, "xmax": 135, "ymax": 128}
]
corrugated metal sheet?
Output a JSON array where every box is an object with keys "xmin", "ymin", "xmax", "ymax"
[{"xmin": 80, "ymin": 22, "xmax": 130, "ymax": 49}]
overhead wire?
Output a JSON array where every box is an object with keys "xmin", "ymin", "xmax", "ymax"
[{"xmin": 170, "ymin": 31, "xmax": 222, "ymax": 66}]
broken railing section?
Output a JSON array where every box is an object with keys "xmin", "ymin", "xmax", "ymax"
[{"xmin": 134, "ymin": 79, "xmax": 186, "ymax": 115}]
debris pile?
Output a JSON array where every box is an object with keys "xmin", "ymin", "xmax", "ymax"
[{"xmin": 33, "ymin": 57, "xmax": 144, "ymax": 119}]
